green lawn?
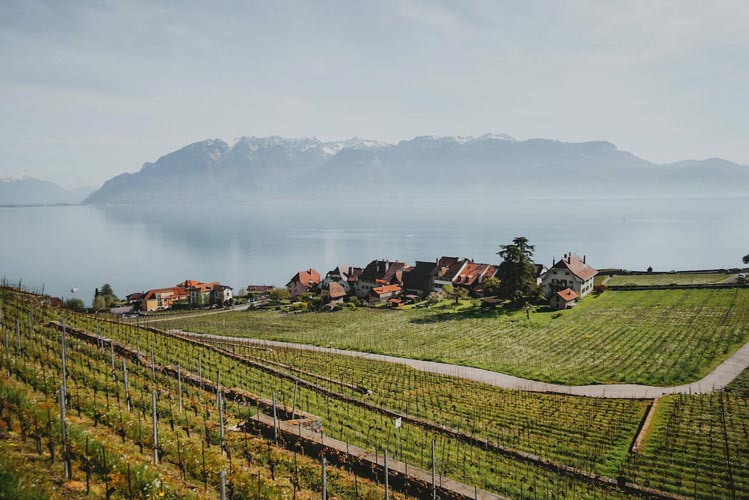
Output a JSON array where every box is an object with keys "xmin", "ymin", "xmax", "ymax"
[
  {"xmin": 165, "ymin": 289, "xmax": 749, "ymax": 386},
  {"xmin": 604, "ymin": 272, "xmax": 733, "ymax": 286}
]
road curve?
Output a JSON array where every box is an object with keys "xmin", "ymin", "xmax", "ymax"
[{"xmin": 171, "ymin": 330, "xmax": 749, "ymax": 399}]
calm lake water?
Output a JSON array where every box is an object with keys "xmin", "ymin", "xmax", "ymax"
[{"xmin": 1, "ymin": 196, "xmax": 747, "ymax": 304}]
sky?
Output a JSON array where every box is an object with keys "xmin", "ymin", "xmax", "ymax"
[{"xmin": 1, "ymin": 0, "xmax": 748, "ymax": 188}]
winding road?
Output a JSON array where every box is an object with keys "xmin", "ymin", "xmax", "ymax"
[{"xmin": 170, "ymin": 329, "xmax": 749, "ymax": 399}]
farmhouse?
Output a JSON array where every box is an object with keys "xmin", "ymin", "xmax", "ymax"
[
  {"xmin": 540, "ymin": 253, "xmax": 597, "ymax": 298},
  {"xmin": 287, "ymin": 269, "xmax": 321, "ymax": 298},
  {"xmin": 551, "ymin": 288, "xmax": 578, "ymax": 310}
]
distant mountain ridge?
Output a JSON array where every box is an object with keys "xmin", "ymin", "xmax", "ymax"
[
  {"xmin": 0, "ymin": 176, "xmax": 92, "ymax": 205},
  {"xmin": 85, "ymin": 134, "xmax": 749, "ymax": 203}
]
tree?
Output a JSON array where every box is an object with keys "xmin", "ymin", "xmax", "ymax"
[
  {"xmin": 482, "ymin": 276, "xmax": 501, "ymax": 296},
  {"xmin": 744, "ymin": 253, "xmax": 749, "ymax": 265},
  {"xmin": 66, "ymin": 298, "xmax": 86, "ymax": 312},
  {"xmin": 269, "ymin": 288, "xmax": 290, "ymax": 303},
  {"xmin": 96, "ymin": 284, "xmax": 118, "ymax": 307},
  {"xmin": 443, "ymin": 284, "xmax": 469, "ymax": 305},
  {"xmin": 93, "ymin": 295, "xmax": 107, "ymax": 312},
  {"xmin": 496, "ymin": 236, "xmax": 541, "ymax": 307}
]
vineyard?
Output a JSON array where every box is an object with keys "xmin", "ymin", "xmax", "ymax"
[
  {"xmin": 602, "ymin": 274, "xmax": 733, "ymax": 287},
  {"xmin": 0, "ymin": 289, "xmax": 417, "ymax": 500},
  {"xmin": 622, "ymin": 369, "xmax": 749, "ymax": 497},
  {"xmin": 3, "ymin": 286, "xmax": 749, "ymax": 499},
  {"xmin": 163, "ymin": 289, "xmax": 749, "ymax": 386}
]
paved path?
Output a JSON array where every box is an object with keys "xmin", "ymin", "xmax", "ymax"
[
  {"xmin": 170, "ymin": 330, "xmax": 749, "ymax": 399},
  {"xmin": 140, "ymin": 304, "xmax": 250, "ymax": 323}
]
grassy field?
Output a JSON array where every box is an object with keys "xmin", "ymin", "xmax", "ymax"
[
  {"xmin": 603, "ymin": 273, "xmax": 733, "ymax": 286},
  {"xmin": 165, "ymin": 288, "xmax": 749, "ymax": 386}
]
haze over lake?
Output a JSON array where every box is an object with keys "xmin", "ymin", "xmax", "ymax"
[{"xmin": 1, "ymin": 196, "xmax": 746, "ymax": 303}]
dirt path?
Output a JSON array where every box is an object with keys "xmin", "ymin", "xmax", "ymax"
[{"xmin": 171, "ymin": 330, "xmax": 749, "ymax": 399}]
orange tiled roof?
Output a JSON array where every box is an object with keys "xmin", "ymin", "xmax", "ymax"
[
  {"xmin": 372, "ymin": 284, "xmax": 401, "ymax": 295},
  {"xmin": 289, "ymin": 269, "xmax": 321, "ymax": 288},
  {"xmin": 556, "ymin": 288, "xmax": 578, "ymax": 301}
]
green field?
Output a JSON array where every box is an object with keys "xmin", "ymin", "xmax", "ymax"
[
  {"xmin": 165, "ymin": 289, "xmax": 749, "ymax": 386},
  {"xmin": 603, "ymin": 272, "xmax": 733, "ymax": 286}
]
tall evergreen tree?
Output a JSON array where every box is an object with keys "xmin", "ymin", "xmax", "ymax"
[{"xmin": 496, "ymin": 236, "xmax": 540, "ymax": 306}]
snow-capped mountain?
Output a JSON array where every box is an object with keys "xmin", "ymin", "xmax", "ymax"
[{"xmin": 85, "ymin": 134, "xmax": 749, "ymax": 203}]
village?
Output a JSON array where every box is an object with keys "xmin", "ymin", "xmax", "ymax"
[{"xmin": 121, "ymin": 251, "xmax": 599, "ymax": 314}]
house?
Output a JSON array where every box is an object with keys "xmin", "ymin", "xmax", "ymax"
[
  {"xmin": 246, "ymin": 285, "xmax": 274, "ymax": 301},
  {"xmin": 368, "ymin": 284, "xmax": 402, "ymax": 305},
  {"xmin": 402, "ymin": 261, "xmax": 438, "ymax": 297},
  {"xmin": 434, "ymin": 256, "xmax": 463, "ymax": 289},
  {"xmin": 535, "ymin": 264, "xmax": 549, "ymax": 286},
  {"xmin": 322, "ymin": 264, "xmax": 363, "ymax": 295},
  {"xmin": 355, "ymin": 260, "xmax": 409, "ymax": 298},
  {"xmin": 188, "ymin": 282, "xmax": 219, "ymax": 307},
  {"xmin": 433, "ymin": 257, "xmax": 497, "ymax": 293},
  {"xmin": 551, "ymin": 288, "xmax": 578, "ymax": 310},
  {"xmin": 452, "ymin": 261, "xmax": 497, "ymax": 292},
  {"xmin": 287, "ymin": 269, "xmax": 321, "ymax": 299},
  {"xmin": 125, "ymin": 292, "xmax": 145, "ymax": 305},
  {"xmin": 321, "ymin": 281, "xmax": 347, "ymax": 307},
  {"xmin": 540, "ymin": 253, "xmax": 598, "ymax": 298},
  {"xmin": 141, "ymin": 286, "xmax": 189, "ymax": 312},
  {"xmin": 211, "ymin": 284, "xmax": 234, "ymax": 306}
]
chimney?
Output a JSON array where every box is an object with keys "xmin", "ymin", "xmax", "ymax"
[{"xmin": 583, "ymin": 255, "xmax": 586, "ymax": 264}]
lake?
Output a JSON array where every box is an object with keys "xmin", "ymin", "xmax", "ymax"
[{"xmin": 1, "ymin": 196, "xmax": 746, "ymax": 304}]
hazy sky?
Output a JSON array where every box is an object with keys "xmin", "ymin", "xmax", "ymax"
[{"xmin": 1, "ymin": 0, "xmax": 747, "ymax": 188}]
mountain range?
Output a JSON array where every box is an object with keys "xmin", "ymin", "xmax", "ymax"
[
  {"xmin": 79, "ymin": 134, "xmax": 749, "ymax": 203},
  {"xmin": 0, "ymin": 176, "xmax": 92, "ymax": 206}
]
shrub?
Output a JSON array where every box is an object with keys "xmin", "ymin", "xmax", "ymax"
[
  {"xmin": 289, "ymin": 301, "xmax": 307, "ymax": 312},
  {"xmin": 593, "ymin": 284, "xmax": 607, "ymax": 294}
]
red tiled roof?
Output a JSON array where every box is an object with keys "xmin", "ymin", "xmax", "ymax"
[
  {"xmin": 556, "ymin": 288, "xmax": 578, "ymax": 301},
  {"xmin": 455, "ymin": 262, "xmax": 497, "ymax": 287},
  {"xmin": 288, "ymin": 269, "xmax": 320, "ymax": 288},
  {"xmin": 551, "ymin": 254, "xmax": 598, "ymax": 281},
  {"xmin": 177, "ymin": 280, "xmax": 203, "ymax": 288}
]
